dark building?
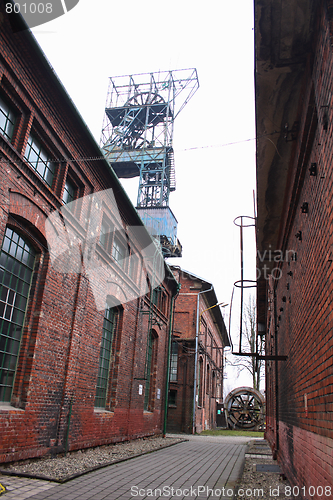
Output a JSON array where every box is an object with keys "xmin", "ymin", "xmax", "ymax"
[
  {"xmin": 167, "ymin": 268, "xmax": 230, "ymax": 434},
  {"xmin": 0, "ymin": 7, "xmax": 178, "ymax": 463},
  {"xmin": 256, "ymin": 0, "xmax": 333, "ymax": 493}
]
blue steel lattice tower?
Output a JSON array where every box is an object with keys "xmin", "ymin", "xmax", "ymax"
[{"xmin": 100, "ymin": 69, "xmax": 199, "ymax": 257}]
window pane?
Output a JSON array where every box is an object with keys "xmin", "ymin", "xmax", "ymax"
[
  {"xmin": 0, "ymin": 96, "xmax": 16, "ymax": 141},
  {"xmin": 25, "ymin": 148, "xmax": 36, "ymax": 165},
  {"xmin": 112, "ymin": 237, "xmax": 126, "ymax": 268},
  {"xmin": 24, "ymin": 134, "xmax": 55, "ymax": 187},
  {"xmin": 63, "ymin": 179, "xmax": 75, "ymax": 205},
  {"xmin": 99, "ymin": 218, "xmax": 113, "ymax": 253},
  {"xmin": 0, "ymin": 228, "xmax": 35, "ymax": 403},
  {"xmin": 129, "ymin": 254, "xmax": 138, "ymax": 281},
  {"xmin": 0, "ymin": 109, "xmax": 6, "ymax": 132},
  {"xmin": 170, "ymin": 341, "xmax": 178, "ymax": 382},
  {"xmin": 36, "ymin": 161, "xmax": 46, "ymax": 178},
  {"xmin": 45, "ymin": 163, "xmax": 55, "ymax": 187},
  {"xmin": 144, "ymin": 331, "xmax": 157, "ymax": 411}
]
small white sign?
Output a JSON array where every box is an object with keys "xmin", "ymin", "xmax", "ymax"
[
  {"xmin": 157, "ymin": 388, "xmax": 161, "ymax": 399},
  {"xmin": 139, "ymin": 384, "xmax": 143, "ymax": 395}
]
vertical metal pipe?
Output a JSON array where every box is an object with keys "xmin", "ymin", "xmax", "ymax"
[
  {"xmin": 65, "ymin": 397, "xmax": 73, "ymax": 454},
  {"xmin": 274, "ymin": 286, "xmax": 280, "ymax": 454},
  {"xmin": 239, "ymin": 217, "xmax": 244, "ymax": 353}
]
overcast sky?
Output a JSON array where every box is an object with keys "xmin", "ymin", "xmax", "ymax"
[{"xmin": 31, "ymin": 0, "xmax": 257, "ymax": 391}]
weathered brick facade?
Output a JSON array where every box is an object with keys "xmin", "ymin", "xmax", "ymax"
[
  {"xmin": 256, "ymin": 0, "xmax": 333, "ymax": 494},
  {"xmin": 167, "ymin": 268, "xmax": 230, "ymax": 434},
  {"xmin": 0, "ymin": 7, "xmax": 178, "ymax": 463}
]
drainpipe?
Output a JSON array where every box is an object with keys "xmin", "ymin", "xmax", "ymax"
[
  {"xmin": 163, "ymin": 282, "xmax": 180, "ymax": 437},
  {"xmin": 56, "ymin": 269, "xmax": 83, "ymax": 450},
  {"xmin": 192, "ymin": 285, "xmax": 213, "ymax": 434}
]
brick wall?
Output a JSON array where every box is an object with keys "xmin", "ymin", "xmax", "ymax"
[
  {"xmin": 264, "ymin": 1, "xmax": 333, "ymax": 495},
  {"xmin": 0, "ymin": 6, "xmax": 177, "ymax": 462},
  {"xmin": 167, "ymin": 268, "xmax": 227, "ymax": 434}
]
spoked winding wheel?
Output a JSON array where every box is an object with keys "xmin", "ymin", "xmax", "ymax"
[
  {"xmin": 126, "ymin": 92, "xmax": 165, "ymax": 108},
  {"xmin": 224, "ymin": 387, "xmax": 265, "ymax": 430},
  {"xmin": 119, "ymin": 92, "xmax": 167, "ymax": 150}
]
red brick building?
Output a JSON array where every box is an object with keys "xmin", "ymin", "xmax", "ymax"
[
  {"xmin": 167, "ymin": 268, "xmax": 230, "ymax": 434},
  {"xmin": 256, "ymin": 0, "xmax": 333, "ymax": 493},
  {"xmin": 0, "ymin": 7, "xmax": 178, "ymax": 463}
]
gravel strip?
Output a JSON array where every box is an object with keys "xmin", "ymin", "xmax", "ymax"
[
  {"xmin": 235, "ymin": 440, "xmax": 294, "ymax": 500},
  {"xmin": 0, "ymin": 436, "xmax": 185, "ymax": 482}
]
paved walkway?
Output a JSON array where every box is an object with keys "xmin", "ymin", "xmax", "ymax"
[{"xmin": 0, "ymin": 435, "xmax": 252, "ymax": 500}]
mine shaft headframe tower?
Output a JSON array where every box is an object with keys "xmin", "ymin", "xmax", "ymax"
[
  {"xmin": 101, "ymin": 69, "xmax": 198, "ymax": 207},
  {"xmin": 100, "ymin": 69, "xmax": 199, "ymax": 257}
]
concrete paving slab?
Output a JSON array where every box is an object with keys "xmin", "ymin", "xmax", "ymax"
[{"xmin": 1, "ymin": 434, "xmax": 254, "ymax": 499}]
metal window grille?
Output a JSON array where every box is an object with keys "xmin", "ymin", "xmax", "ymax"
[
  {"xmin": 0, "ymin": 96, "xmax": 16, "ymax": 141},
  {"xmin": 0, "ymin": 228, "xmax": 35, "ymax": 403},
  {"xmin": 24, "ymin": 134, "xmax": 55, "ymax": 187},
  {"xmin": 95, "ymin": 307, "xmax": 118, "ymax": 408}
]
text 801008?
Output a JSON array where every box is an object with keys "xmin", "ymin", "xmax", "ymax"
[
  {"xmin": 285, "ymin": 486, "xmax": 331, "ymax": 497},
  {"xmin": 6, "ymin": 3, "xmax": 53, "ymax": 14}
]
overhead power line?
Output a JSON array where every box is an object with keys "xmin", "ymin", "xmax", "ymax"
[{"xmin": 0, "ymin": 130, "xmax": 280, "ymax": 165}]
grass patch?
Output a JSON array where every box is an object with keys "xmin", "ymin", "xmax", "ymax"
[{"xmin": 199, "ymin": 429, "xmax": 264, "ymax": 437}]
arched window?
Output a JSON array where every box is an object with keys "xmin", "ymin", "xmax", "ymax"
[
  {"xmin": 95, "ymin": 306, "xmax": 119, "ymax": 409},
  {"xmin": 0, "ymin": 228, "xmax": 35, "ymax": 402},
  {"xmin": 206, "ymin": 364, "xmax": 210, "ymax": 395},
  {"xmin": 169, "ymin": 341, "xmax": 178, "ymax": 382},
  {"xmin": 198, "ymin": 357, "xmax": 204, "ymax": 407},
  {"xmin": 212, "ymin": 371, "xmax": 216, "ymax": 398}
]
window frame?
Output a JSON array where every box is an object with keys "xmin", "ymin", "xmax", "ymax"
[
  {"xmin": 112, "ymin": 236, "xmax": 127, "ymax": 269},
  {"xmin": 62, "ymin": 177, "xmax": 76, "ymax": 206},
  {"xmin": 0, "ymin": 94, "xmax": 16, "ymax": 142},
  {"xmin": 129, "ymin": 252, "xmax": 138, "ymax": 282},
  {"xmin": 198, "ymin": 357, "xmax": 204, "ymax": 407},
  {"xmin": 99, "ymin": 215, "xmax": 114, "ymax": 254},
  {"xmin": 206, "ymin": 364, "xmax": 210, "ymax": 395},
  {"xmin": 24, "ymin": 133, "xmax": 56, "ymax": 187},
  {"xmin": 94, "ymin": 306, "xmax": 119, "ymax": 410},
  {"xmin": 144, "ymin": 330, "xmax": 158, "ymax": 412},
  {"xmin": 169, "ymin": 341, "xmax": 178, "ymax": 382},
  {"xmin": 168, "ymin": 389, "xmax": 177, "ymax": 407},
  {"xmin": 0, "ymin": 227, "xmax": 36, "ymax": 404}
]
